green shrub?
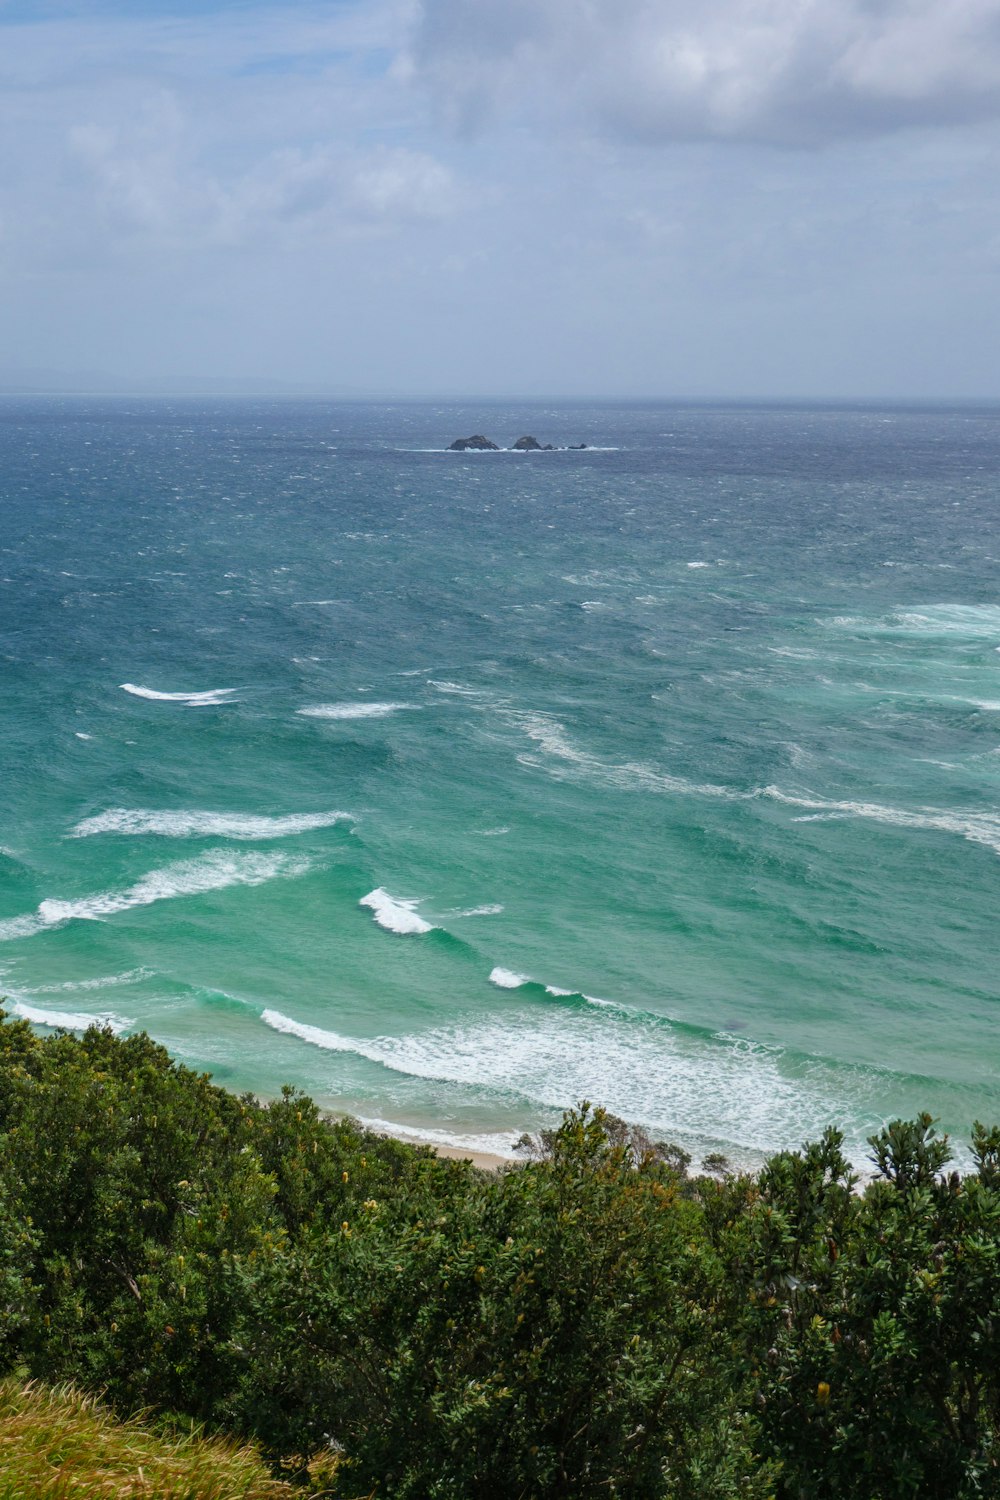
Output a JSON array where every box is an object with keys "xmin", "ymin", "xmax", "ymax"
[{"xmin": 237, "ymin": 1105, "xmax": 769, "ymax": 1498}]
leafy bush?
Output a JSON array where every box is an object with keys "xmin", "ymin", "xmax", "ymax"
[
  {"xmin": 237, "ymin": 1104, "xmax": 767, "ymax": 1498},
  {"xmin": 3, "ymin": 1008, "xmax": 1000, "ymax": 1497},
  {"xmin": 734, "ymin": 1118, "xmax": 1000, "ymax": 1498}
]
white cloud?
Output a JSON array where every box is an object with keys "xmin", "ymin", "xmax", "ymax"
[
  {"xmin": 0, "ymin": 2, "xmax": 454, "ymax": 261},
  {"xmin": 1, "ymin": 0, "xmax": 998, "ymax": 396},
  {"xmin": 410, "ymin": 0, "xmax": 1000, "ymax": 145},
  {"xmin": 66, "ymin": 119, "xmax": 455, "ymax": 248},
  {"xmin": 348, "ymin": 146, "xmax": 456, "ymax": 219}
]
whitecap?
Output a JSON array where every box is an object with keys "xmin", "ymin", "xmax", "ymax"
[
  {"xmin": 28, "ymin": 968, "xmax": 152, "ymax": 994},
  {"xmin": 360, "ymin": 887, "xmax": 435, "ymax": 935},
  {"xmin": 489, "ymin": 967, "xmax": 529, "ymax": 989},
  {"xmin": 762, "ymin": 786, "xmax": 1000, "ymax": 858},
  {"xmin": 458, "ymin": 904, "xmax": 504, "ymax": 917},
  {"xmin": 11, "ymin": 1001, "xmax": 132, "ymax": 1034},
  {"xmin": 71, "ymin": 808, "xmax": 352, "ymax": 840},
  {"xmin": 298, "ymin": 702, "xmax": 414, "ymax": 720},
  {"xmin": 508, "ymin": 710, "xmax": 743, "ymax": 802},
  {"xmin": 120, "ymin": 683, "xmax": 238, "ymax": 706},
  {"xmin": 428, "ymin": 681, "xmax": 487, "ymax": 697},
  {"xmin": 826, "ymin": 604, "xmax": 1000, "ymax": 639},
  {"xmin": 0, "ymin": 850, "xmax": 311, "ymax": 942}
]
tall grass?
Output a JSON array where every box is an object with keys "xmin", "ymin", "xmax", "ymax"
[{"xmin": 0, "ymin": 1378, "xmax": 303, "ymax": 1499}]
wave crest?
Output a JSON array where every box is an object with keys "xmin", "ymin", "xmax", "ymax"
[
  {"xmin": 120, "ymin": 683, "xmax": 238, "ymax": 706},
  {"xmin": 11, "ymin": 1001, "xmax": 132, "ymax": 1034},
  {"xmin": 298, "ymin": 702, "xmax": 414, "ymax": 720},
  {"xmin": 71, "ymin": 809, "xmax": 352, "ymax": 840},
  {"xmin": 360, "ymin": 888, "xmax": 435, "ymax": 935},
  {"xmin": 0, "ymin": 850, "xmax": 311, "ymax": 943}
]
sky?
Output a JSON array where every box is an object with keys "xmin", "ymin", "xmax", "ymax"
[{"xmin": 1, "ymin": 0, "xmax": 999, "ymax": 398}]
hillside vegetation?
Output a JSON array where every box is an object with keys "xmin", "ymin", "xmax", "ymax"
[{"xmin": 2, "ymin": 1008, "xmax": 1000, "ymax": 1497}]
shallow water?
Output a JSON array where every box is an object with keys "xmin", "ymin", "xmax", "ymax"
[{"xmin": 1, "ymin": 396, "xmax": 998, "ymax": 1167}]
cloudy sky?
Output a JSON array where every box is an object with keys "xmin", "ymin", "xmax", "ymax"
[{"xmin": 2, "ymin": 0, "xmax": 999, "ymax": 397}]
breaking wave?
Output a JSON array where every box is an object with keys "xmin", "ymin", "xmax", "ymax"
[
  {"xmin": 298, "ymin": 702, "xmax": 414, "ymax": 720},
  {"xmin": 258, "ymin": 1005, "xmax": 894, "ymax": 1166},
  {"xmin": 11, "ymin": 1000, "xmax": 132, "ymax": 1034},
  {"xmin": 120, "ymin": 683, "xmax": 238, "ymax": 706},
  {"xmin": 360, "ymin": 888, "xmax": 436, "ymax": 935},
  {"xmin": 71, "ymin": 809, "xmax": 352, "ymax": 840},
  {"xmin": 0, "ymin": 851, "xmax": 312, "ymax": 943}
]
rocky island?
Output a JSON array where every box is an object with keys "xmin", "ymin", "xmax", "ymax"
[
  {"xmin": 446, "ymin": 433, "xmax": 589, "ymax": 451},
  {"xmin": 447, "ymin": 434, "xmax": 499, "ymax": 451}
]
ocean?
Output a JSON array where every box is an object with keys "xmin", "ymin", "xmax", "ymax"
[{"xmin": 1, "ymin": 396, "xmax": 998, "ymax": 1169}]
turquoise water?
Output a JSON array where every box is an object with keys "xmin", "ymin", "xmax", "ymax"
[{"xmin": 2, "ymin": 397, "xmax": 999, "ymax": 1167}]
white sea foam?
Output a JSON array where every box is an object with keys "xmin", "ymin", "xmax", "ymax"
[
  {"xmin": 261, "ymin": 1009, "xmax": 362, "ymax": 1054},
  {"xmin": 763, "ymin": 787, "xmax": 1000, "ymax": 858},
  {"xmin": 489, "ymin": 967, "xmax": 529, "ymax": 988},
  {"xmin": 120, "ymin": 683, "xmax": 238, "ymax": 705},
  {"xmin": 298, "ymin": 702, "xmax": 414, "ymax": 720},
  {"xmin": 687, "ymin": 561, "xmax": 709, "ymax": 568},
  {"xmin": 360, "ymin": 888, "xmax": 435, "ymax": 935},
  {"xmin": 28, "ymin": 968, "xmax": 152, "ymax": 994},
  {"xmin": 0, "ymin": 851, "xmax": 310, "ymax": 943},
  {"xmin": 356, "ymin": 1116, "xmax": 521, "ymax": 1158},
  {"xmin": 71, "ymin": 808, "xmax": 352, "ymax": 840},
  {"xmin": 11, "ymin": 1001, "xmax": 132, "ymax": 1034},
  {"xmin": 827, "ymin": 604, "xmax": 1000, "ymax": 639},
  {"xmin": 458, "ymin": 904, "xmax": 504, "ymax": 917},
  {"xmin": 75, "ymin": 732, "xmax": 93, "ymax": 740},
  {"xmin": 428, "ymin": 680, "xmax": 487, "ymax": 697},
  {"xmin": 508, "ymin": 710, "xmax": 743, "ymax": 801},
  {"xmin": 0, "ymin": 915, "xmax": 48, "ymax": 942},
  {"xmin": 258, "ymin": 1006, "xmax": 888, "ymax": 1166}
]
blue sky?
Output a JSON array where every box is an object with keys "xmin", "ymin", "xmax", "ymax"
[{"xmin": 2, "ymin": 0, "xmax": 999, "ymax": 396}]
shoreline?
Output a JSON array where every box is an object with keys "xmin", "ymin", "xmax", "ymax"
[{"xmin": 418, "ymin": 1139, "xmax": 513, "ymax": 1171}]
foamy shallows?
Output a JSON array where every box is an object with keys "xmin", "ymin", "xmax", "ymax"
[
  {"xmin": 71, "ymin": 808, "xmax": 352, "ymax": 840},
  {"xmin": 12, "ymin": 1001, "xmax": 132, "ymax": 1034},
  {"xmin": 0, "ymin": 851, "xmax": 311, "ymax": 942},
  {"xmin": 257, "ymin": 1006, "xmax": 892, "ymax": 1166},
  {"xmin": 297, "ymin": 702, "xmax": 413, "ymax": 720},
  {"xmin": 120, "ymin": 683, "xmax": 238, "ymax": 706},
  {"xmin": 357, "ymin": 1116, "xmax": 521, "ymax": 1159},
  {"xmin": 360, "ymin": 888, "xmax": 435, "ymax": 935}
]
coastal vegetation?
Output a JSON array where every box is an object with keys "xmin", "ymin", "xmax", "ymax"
[{"xmin": 2, "ymin": 1008, "xmax": 999, "ymax": 1497}]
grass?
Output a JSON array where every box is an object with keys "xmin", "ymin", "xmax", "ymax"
[{"xmin": 0, "ymin": 1377, "xmax": 306, "ymax": 1499}]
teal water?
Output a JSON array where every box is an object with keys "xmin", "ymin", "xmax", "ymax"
[{"xmin": 1, "ymin": 397, "xmax": 999, "ymax": 1167}]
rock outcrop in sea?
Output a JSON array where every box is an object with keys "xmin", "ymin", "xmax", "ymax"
[
  {"xmin": 445, "ymin": 434, "xmax": 589, "ymax": 451},
  {"xmin": 448, "ymin": 434, "xmax": 499, "ymax": 451}
]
